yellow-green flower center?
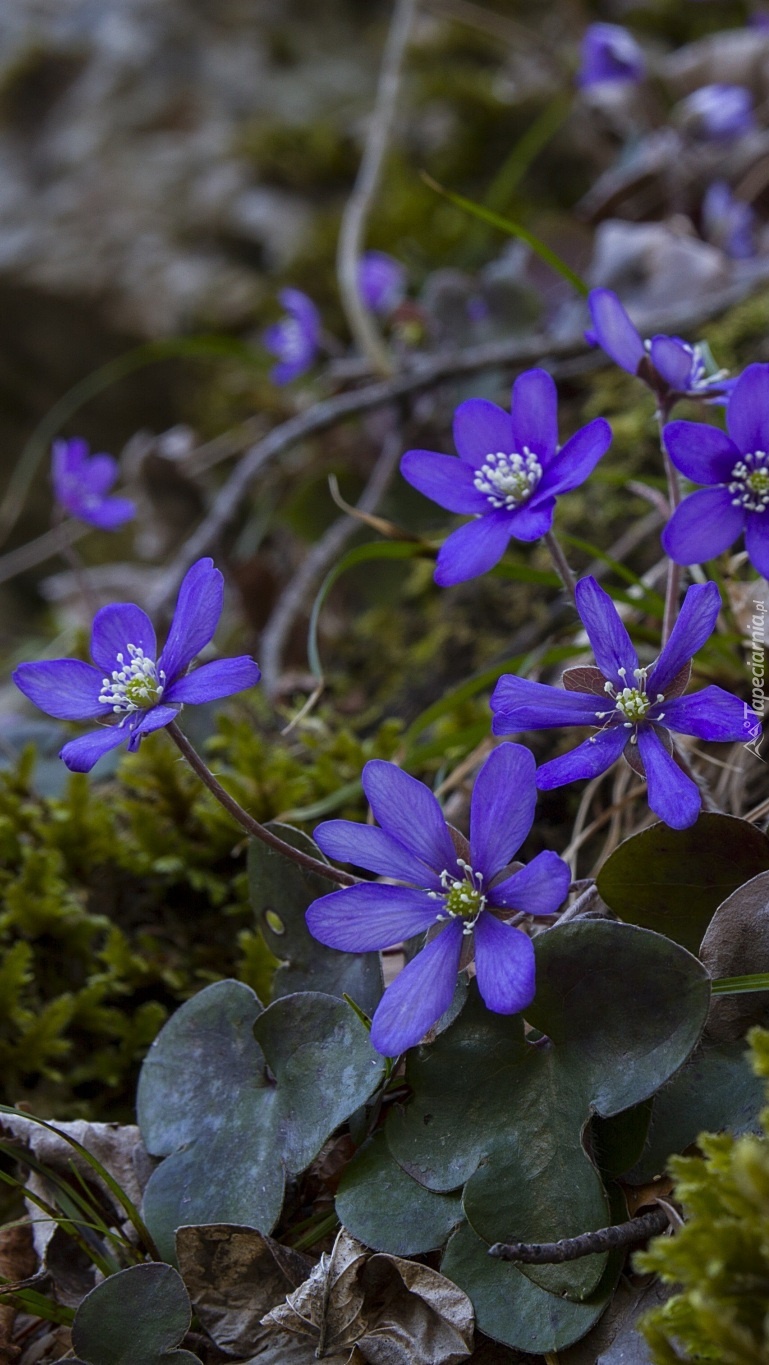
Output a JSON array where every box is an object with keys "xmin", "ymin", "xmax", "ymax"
[
  {"xmin": 614, "ymin": 686, "xmax": 651, "ymax": 722},
  {"xmin": 434, "ymin": 861, "xmax": 486, "ymax": 933},
  {"xmin": 99, "ymin": 645, "xmax": 165, "ymax": 715},
  {"xmin": 473, "ymin": 448, "xmax": 543, "ymax": 511},
  {"xmin": 729, "ymin": 451, "xmax": 769, "ymax": 513}
]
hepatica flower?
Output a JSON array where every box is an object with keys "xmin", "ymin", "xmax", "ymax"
[
  {"xmin": 13, "ymin": 558, "xmax": 260, "ymax": 773},
  {"xmin": 663, "ymin": 364, "xmax": 769, "ymax": 577},
  {"xmin": 702, "ymin": 181, "xmax": 755, "ymax": 261},
  {"xmin": 263, "ymin": 288, "xmax": 320, "ymax": 384},
  {"xmin": 679, "ymin": 85, "xmax": 755, "ymax": 142},
  {"xmin": 306, "ymin": 744, "xmax": 570, "ymax": 1056},
  {"xmin": 358, "ymin": 250, "xmax": 407, "ymax": 316},
  {"xmin": 52, "ymin": 438, "xmax": 135, "ymax": 530},
  {"xmin": 577, "ymin": 23, "xmax": 645, "ymax": 88},
  {"xmin": 491, "ymin": 578, "xmax": 753, "ymax": 830},
  {"xmin": 400, "ymin": 369, "xmax": 612, "ymax": 585},
  {"xmin": 587, "ymin": 289, "xmax": 733, "ymax": 404}
]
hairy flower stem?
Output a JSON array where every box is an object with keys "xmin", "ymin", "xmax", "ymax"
[
  {"xmin": 658, "ymin": 400, "xmax": 681, "ymax": 646},
  {"xmin": 166, "ymin": 721, "xmax": 357, "ymax": 887},
  {"xmin": 544, "ymin": 530, "xmax": 577, "ymax": 606}
]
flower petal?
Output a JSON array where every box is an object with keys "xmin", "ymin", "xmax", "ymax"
[
  {"xmin": 491, "ymin": 850, "xmax": 571, "ymax": 915},
  {"xmin": 469, "ymin": 743, "xmax": 537, "ymax": 881},
  {"xmin": 587, "ymin": 290, "xmax": 645, "ymax": 374},
  {"xmin": 453, "ymin": 399, "xmax": 514, "ymax": 468},
  {"xmin": 399, "ymin": 450, "xmax": 490, "ymax": 514},
  {"xmin": 314, "ymin": 821, "xmax": 442, "ymax": 888},
  {"xmin": 539, "ymin": 419, "xmax": 612, "ymax": 498},
  {"xmin": 306, "ymin": 883, "xmax": 441, "ymax": 952},
  {"xmin": 362, "ymin": 761, "xmax": 457, "ymax": 875},
  {"xmin": 536, "ymin": 724, "xmax": 629, "ymax": 789},
  {"xmin": 82, "ymin": 453, "xmax": 119, "ymax": 496},
  {"xmin": 727, "ymin": 363, "xmax": 769, "ymax": 452},
  {"xmin": 490, "ymin": 675, "xmax": 607, "ymax": 732},
  {"xmin": 663, "ymin": 421, "xmax": 738, "ymax": 485},
  {"xmin": 636, "ymin": 727, "xmax": 701, "ymax": 829},
  {"xmin": 574, "ymin": 576, "xmax": 638, "ymax": 685},
  {"xmin": 511, "ymin": 369, "xmax": 558, "ymax": 464},
  {"xmin": 126, "ymin": 705, "xmax": 181, "ymax": 749},
  {"xmin": 434, "ymin": 513, "xmax": 512, "ymax": 585},
  {"xmin": 745, "ymin": 514, "xmax": 769, "ymax": 578},
  {"xmin": 158, "ymin": 558, "xmax": 224, "ymax": 683},
  {"xmin": 648, "ymin": 581, "xmax": 721, "ymax": 695},
  {"xmin": 660, "ymin": 685, "xmax": 757, "ymax": 741},
  {"xmin": 661, "ymin": 487, "xmax": 745, "ymax": 565},
  {"xmin": 370, "ymin": 920, "xmax": 464, "ymax": 1055},
  {"xmin": 164, "ymin": 657, "xmax": 260, "ymax": 704},
  {"xmin": 13, "ymin": 660, "xmax": 107, "ymax": 721},
  {"xmin": 473, "ymin": 913, "xmax": 535, "ymax": 1014},
  {"xmin": 506, "ymin": 498, "xmax": 556, "ymax": 543},
  {"xmin": 84, "ymin": 497, "xmax": 135, "ymax": 531},
  {"xmin": 60, "ymin": 724, "xmax": 128, "ymax": 773},
  {"xmin": 649, "ymin": 337, "xmax": 694, "ymax": 392},
  {"xmin": 90, "ymin": 604, "xmax": 157, "ymax": 673}
]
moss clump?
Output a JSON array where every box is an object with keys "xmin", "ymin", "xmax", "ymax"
[
  {"xmin": 638, "ymin": 1026, "xmax": 769, "ymax": 1364},
  {"xmin": 0, "ymin": 705, "xmax": 402, "ymax": 1120},
  {"xmin": 237, "ymin": 117, "xmax": 359, "ymax": 192}
]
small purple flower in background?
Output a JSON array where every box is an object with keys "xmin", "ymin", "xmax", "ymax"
[
  {"xmin": 13, "ymin": 558, "xmax": 260, "ymax": 773},
  {"xmin": 52, "ymin": 438, "xmax": 135, "ymax": 531},
  {"xmin": 587, "ymin": 289, "xmax": 733, "ymax": 403},
  {"xmin": 358, "ymin": 251, "xmax": 407, "ymax": 316},
  {"xmin": 577, "ymin": 23, "xmax": 645, "ymax": 88},
  {"xmin": 262, "ymin": 288, "xmax": 320, "ymax": 384},
  {"xmin": 491, "ymin": 578, "xmax": 753, "ymax": 830},
  {"xmin": 678, "ymin": 85, "xmax": 756, "ymax": 142},
  {"xmin": 306, "ymin": 744, "xmax": 570, "ymax": 1056},
  {"xmin": 400, "ymin": 368, "xmax": 612, "ymax": 586},
  {"xmin": 663, "ymin": 363, "xmax": 769, "ymax": 577},
  {"xmin": 702, "ymin": 181, "xmax": 755, "ymax": 261}
]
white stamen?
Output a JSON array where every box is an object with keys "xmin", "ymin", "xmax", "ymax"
[
  {"xmin": 473, "ymin": 447, "xmax": 543, "ymax": 510},
  {"xmin": 98, "ymin": 643, "xmax": 165, "ymax": 715}
]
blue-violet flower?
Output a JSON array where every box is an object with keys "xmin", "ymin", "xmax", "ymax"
[
  {"xmin": 577, "ymin": 23, "xmax": 645, "ymax": 88},
  {"xmin": 306, "ymin": 743, "xmax": 571, "ymax": 1055},
  {"xmin": 702, "ymin": 181, "xmax": 755, "ymax": 260},
  {"xmin": 400, "ymin": 368, "xmax": 612, "ymax": 585},
  {"xmin": 358, "ymin": 251, "xmax": 407, "ymax": 316},
  {"xmin": 679, "ymin": 84, "xmax": 755, "ymax": 142},
  {"xmin": 13, "ymin": 557, "xmax": 260, "ymax": 773},
  {"xmin": 662, "ymin": 363, "xmax": 769, "ymax": 577},
  {"xmin": 52, "ymin": 438, "xmax": 135, "ymax": 531},
  {"xmin": 263, "ymin": 288, "xmax": 321, "ymax": 384},
  {"xmin": 491, "ymin": 577, "xmax": 754, "ymax": 830},
  {"xmin": 586, "ymin": 288, "xmax": 733, "ymax": 403}
]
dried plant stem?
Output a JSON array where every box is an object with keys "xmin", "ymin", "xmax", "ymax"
[
  {"xmin": 165, "ymin": 720, "xmax": 356, "ymax": 886},
  {"xmin": 0, "ymin": 519, "xmax": 87, "ymax": 587},
  {"xmin": 337, "ymin": 0, "xmax": 416, "ymax": 377},
  {"xmin": 489, "ymin": 1206, "xmax": 671, "ymax": 1264},
  {"xmin": 658, "ymin": 403, "xmax": 681, "ymax": 645}
]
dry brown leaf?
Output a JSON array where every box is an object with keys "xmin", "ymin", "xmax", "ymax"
[
  {"xmin": 176, "ymin": 1224, "xmax": 312, "ymax": 1356},
  {"xmin": 262, "ymin": 1229, "xmax": 473, "ymax": 1365}
]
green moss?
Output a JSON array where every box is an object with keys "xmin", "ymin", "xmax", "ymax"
[
  {"xmin": 638, "ymin": 1027, "xmax": 769, "ymax": 1364},
  {"xmin": 237, "ymin": 117, "xmax": 359, "ymax": 192}
]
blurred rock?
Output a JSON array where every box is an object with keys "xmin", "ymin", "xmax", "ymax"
[{"xmin": 589, "ymin": 217, "xmax": 729, "ymax": 311}]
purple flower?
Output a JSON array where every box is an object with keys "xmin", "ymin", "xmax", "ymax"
[
  {"xmin": 662, "ymin": 364, "xmax": 769, "ymax": 577},
  {"xmin": 358, "ymin": 251, "xmax": 407, "ymax": 316},
  {"xmin": 400, "ymin": 369, "xmax": 612, "ymax": 586},
  {"xmin": 13, "ymin": 558, "xmax": 260, "ymax": 773},
  {"xmin": 491, "ymin": 577, "xmax": 753, "ymax": 831},
  {"xmin": 306, "ymin": 744, "xmax": 570, "ymax": 1056},
  {"xmin": 262, "ymin": 288, "xmax": 321, "ymax": 384},
  {"xmin": 586, "ymin": 289, "xmax": 733, "ymax": 403},
  {"xmin": 577, "ymin": 23, "xmax": 646, "ymax": 88},
  {"xmin": 702, "ymin": 181, "xmax": 755, "ymax": 260},
  {"xmin": 52, "ymin": 438, "xmax": 135, "ymax": 531},
  {"xmin": 679, "ymin": 85, "xmax": 756, "ymax": 142}
]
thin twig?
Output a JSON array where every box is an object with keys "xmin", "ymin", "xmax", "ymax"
[
  {"xmin": 657, "ymin": 403, "xmax": 682, "ymax": 646},
  {"xmin": 337, "ymin": 0, "xmax": 416, "ymax": 376},
  {"xmin": 0, "ymin": 520, "xmax": 87, "ymax": 587},
  {"xmin": 488, "ymin": 1206, "xmax": 671, "ymax": 1264},
  {"xmin": 165, "ymin": 720, "xmax": 356, "ymax": 886},
  {"xmin": 259, "ymin": 423, "xmax": 405, "ymax": 695}
]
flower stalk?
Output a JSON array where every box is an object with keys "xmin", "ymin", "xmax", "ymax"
[{"xmin": 165, "ymin": 721, "xmax": 356, "ymax": 888}]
